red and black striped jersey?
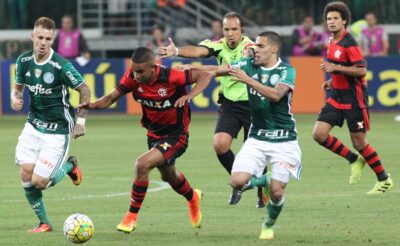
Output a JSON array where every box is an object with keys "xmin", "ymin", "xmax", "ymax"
[
  {"xmin": 116, "ymin": 65, "xmax": 193, "ymax": 138},
  {"xmin": 327, "ymin": 31, "xmax": 368, "ymax": 110}
]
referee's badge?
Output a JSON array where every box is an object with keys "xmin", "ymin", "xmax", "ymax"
[{"xmin": 43, "ymin": 72, "xmax": 55, "ymax": 84}]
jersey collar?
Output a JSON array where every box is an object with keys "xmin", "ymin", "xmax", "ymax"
[
  {"xmin": 34, "ymin": 49, "xmax": 54, "ymax": 65},
  {"xmin": 260, "ymin": 58, "xmax": 282, "ymax": 71}
]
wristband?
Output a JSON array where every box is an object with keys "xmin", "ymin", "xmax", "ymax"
[
  {"xmin": 76, "ymin": 117, "xmax": 86, "ymax": 125},
  {"xmin": 174, "ymin": 47, "xmax": 179, "ymax": 56}
]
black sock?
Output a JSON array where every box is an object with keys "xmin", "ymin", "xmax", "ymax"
[{"xmin": 217, "ymin": 150, "xmax": 234, "ymax": 174}]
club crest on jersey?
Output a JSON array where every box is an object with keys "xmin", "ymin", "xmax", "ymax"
[
  {"xmin": 270, "ymin": 74, "xmax": 280, "ymax": 85},
  {"xmin": 334, "ymin": 49, "xmax": 342, "ymax": 59},
  {"xmin": 43, "ymin": 72, "xmax": 55, "ymax": 84},
  {"xmin": 261, "ymin": 74, "xmax": 270, "ymax": 83},
  {"xmin": 158, "ymin": 88, "xmax": 168, "ymax": 97},
  {"xmin": 34, "ymin": 69, "xmax": 42, "ymax": 78}
]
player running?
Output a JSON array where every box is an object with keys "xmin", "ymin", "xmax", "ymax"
[
  {"xmin": 78, "ymin": 47, "xmax": 212, "ymax": 233},
  {"xmin": 158, "ymin": 12, "xmax": 267, "ymax": 208},
  {"xmin": 312, "ymin": 1, "xmax": 393, "ymax": 194},
  {"xmin": 204, "ymin": 31, "xmax": 302, "ymax": 240},
  {"xmin": 12, "ymin": 17, "xmax": 91, "ymax": 233}
]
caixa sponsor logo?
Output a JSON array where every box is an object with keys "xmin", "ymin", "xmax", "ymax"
[
  {"xmin": 26, "ymin": 84, "xmax": 52, "ymax": 95},
  {"xmin": 32, "ymin": 118, "xmax": 58, "ymax": 131}
]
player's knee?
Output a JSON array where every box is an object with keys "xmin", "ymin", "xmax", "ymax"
[
  {"xmin": 231, "ymin": 177, "xmax": 247, "ymax": 189},
  {"xmin": 20, "ymin": 168, "xmax": 33, "ymax": 182},
  {"xmin": 312, "ymin": 130, "xmax": 326, "ymax": 144},
  {"xmin": 31, "ymin": 178, "xmax": 49, "ymax": 190},
  {"xmin": 135, "ymin": 158, "xmax": 151, "ymax": 177},
  {"xmin": 270, "ymin": 188, "xmax": 284, "ymax": 203},
  {"xmin": 213, "ymin": 139, "xmax": 230, "ymax": 155}
]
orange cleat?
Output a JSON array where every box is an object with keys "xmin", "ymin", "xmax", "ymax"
[
  {"xmin": 28, "ymin": 223, "xmax": 53, "ymax": 233},
  {"xmin": 66, "ymin": 156, "xmax": 82, "ymax": 186},
  {"xmin": 117, "ymin": 212, "xmax": 138, "ymax": 233},
  {"xmin": 188, "ymin": 189, "xmax": 202, "ymax": 228}
]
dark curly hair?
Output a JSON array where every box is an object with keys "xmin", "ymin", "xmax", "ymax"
[{"xmin": 323, "ymin": 1, "xmax": 351, "ymax": 28}]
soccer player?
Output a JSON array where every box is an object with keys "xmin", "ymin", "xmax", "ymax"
[
  {"xmin": 11, "ymin": 17, "xmax": 91, "ymax": 232},
  {"xmin": 158, "ymin": 12, "xmax": 266, "ymax": 207},
  {"xmin": 204, "ymin": 31, "xmax": 301, "ymax": 240},
  {"xmin": 78, "ymin": 47, "xmax": 212, "ymax": 233},
  {"xmin": 312, "ymin": 2, "xmax": 393, "ymax": 194}
]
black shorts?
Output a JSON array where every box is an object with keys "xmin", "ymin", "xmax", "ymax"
[
  {"xmin": 215, "ymin": 95, "xmax": 251, "ymax": 140},
  {"xmin": 148, "ymin": 135, "xmax": 188, "ymax": 166},
  {"xmin": 317, "ymin": 103, "xmax": 370, "ymax": 132}
]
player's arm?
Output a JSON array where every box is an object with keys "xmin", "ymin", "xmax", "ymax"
[
  {"xmin": 157, "ymin": 38, "xmax": 210, "ymax": 58},
  {"xmin": 11, "ymin": 84, "xmax": 24, "ymax": 111},
  {"xmin": 320, "ymin": 60, "xmax": 366, "ymax": 77},
  {"xmin": 78, "ymin": 89, "xmax": 123, "ymax": 110},
  {"xmin": 175, "ymin": 70, "xmax": 213, "ymax": 107},
  {"xmin": 72, "ymin": 83, "xmax": 91, "ymax": 139},
  {"xmin": 229, "ymin": 68, "xmax": 290, "ymax": 102}
]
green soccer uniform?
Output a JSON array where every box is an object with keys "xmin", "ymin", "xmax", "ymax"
[
  {"xmin": 199, "ymin": 36, "xmax": 254, "ymax": 101},
  {"xmin": 15, "ymin": 49, "xmax": 84, "ymax": 134},
  {"xmin": 230, "ymin": 57, "xmax": 297, "ymax": 143}
]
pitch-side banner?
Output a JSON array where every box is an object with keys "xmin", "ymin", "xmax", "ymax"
[{"xmin": 1, "ymin": 59, "xmax": 126, "ymax": 114}]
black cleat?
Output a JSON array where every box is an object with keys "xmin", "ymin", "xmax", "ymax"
[{"xmin": 228, "ymin": 188, "xmax": 243, "ymax": 205}]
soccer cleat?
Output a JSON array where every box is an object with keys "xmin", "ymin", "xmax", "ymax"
[
  {"xmin": 117, "ymin": 212, "xmax": 138, "ymax": 233},
  {"xmin": 28, "ymin": 223, "xmax": 53, "ymax": 233},
  {"xmin": 67, "ymin": 156, "xmax": 82, "ymax": 186},
  {"xmin": 367, "ymin": 175, "xmax": 393, "ymax": 195},
  {"xmin": 259, "ymin": 225, "xmax": 274, "ymax": 240},
  {"xmin": 188, "ymin": 189, "xmax": 202, "ymax": 228},
  {"xmin": 228, "ymin": 188, "xmax": 243, "ymax": 205},
  {"xmin": 349, "ymin": 156, "xmax": 366, "ymax": 185}
]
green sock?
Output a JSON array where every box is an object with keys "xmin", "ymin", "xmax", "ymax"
[
  {"xmin": 24, "ymin": 186, "xmax": 50, "ymax": 224},
  {"xmin": 264, "ymin": 199, "xmax": 284, "ymax": 227},
  {"xmin": 50, "ymin": 161, "xmax": 73, "ymax": 187},
  {"xmin": 249, "ymin": 174, "xmax": 269, "ymax": 188}
]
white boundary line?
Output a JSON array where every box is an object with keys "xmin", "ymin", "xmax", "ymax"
[{"xmin": 4, "ymin": 181, "xmax": 170, "ymax": 203}]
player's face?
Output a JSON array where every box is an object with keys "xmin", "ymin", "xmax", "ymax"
[
  {"xmin": 254, "ymin": 36, "xmax": 277, "ymax": 66},
  {"xmin": 31, "ymin": 26, "xmax": 55, "ymax": 57},
  {"xmin": 131, "ymin": 62, "xmax": 155, "ymax": 84},
  {"xmin": 326, "ymin": 11, "xmax": 347, "ymax": 33},
  {"xmin": 223, "ymin": 17, "xmax": 243, "ymax": 48}
]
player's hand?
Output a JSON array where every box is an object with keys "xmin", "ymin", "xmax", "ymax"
[
  {"xmin": 174, "ymin": 64, "xmax": 192, "ymax": 71},
  {"xmin": 11, "ymin": 90, "xmax": 24, "ymax": 111},
  {"xmin": 322, "ymin": 79, "xmax": 332, "ymax": 91},
  {"xmin": 78, "ymin": 102, "xmax": 95, "ymax": 110},
  {"xmin": 242, "ymin": 47, "xmax": 255, "ymax": 58},
  {"xmin": 229, "ymin": 68, "xmax": 250, "ymax": 84},
  {"xmin": 73, "ymin": 124, "xmax": 85, "ymax": 139},
  {"xmin": 157, "ymin": 38, "xmax": 177, "ymax": 58},
  {"xmin": 320, "ymin": 59, "xmax": 335, "ymax": 73},
  {"xmin": 174, "ymin": 95, "xmax": 191, "ymax": 108}
]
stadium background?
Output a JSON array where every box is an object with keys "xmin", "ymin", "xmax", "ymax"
[{"xmin": 1, "ymin": 1, "xmax": 400, "ymax": 245}]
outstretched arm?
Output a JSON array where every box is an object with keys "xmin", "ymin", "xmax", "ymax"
[
  {"xmin": 11, "ymin": 84, "xmax": 24, "ymax": 111},
  {"xmin": 175, "ymin": 70, "xmax": 213, "ymax": 107},
  {"xmin": 157, "ymin": 38, "xmax": 210, "ymax": 58},
  {"xmin": 73, "ymin": 83, "xmax": 91, "ymax": 139},
  {"xmin": 229, "ymin": 68, "xmax": 290, "ymax": 102},
  {"xmin": 78, "ymin": 88, "xmax": 123, "ymax": 110},
  {"xmin": 320, "ymin": 59, "xmax": 366, "ymax": 77}
]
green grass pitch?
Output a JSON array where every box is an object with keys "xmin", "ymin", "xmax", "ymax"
[{"xmin": 1, "ymin": 113, "xmax": 399, "ymax": 245}]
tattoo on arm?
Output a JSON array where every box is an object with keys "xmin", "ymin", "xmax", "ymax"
[
  {"xmin": 75, "ymin": 83, "xmax": 91, "ymax": 117},
  {"xmin": 275, "ymin": 83, "xmax": 290, "ymax": 100}
]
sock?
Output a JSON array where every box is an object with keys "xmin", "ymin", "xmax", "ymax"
[
  {"xmin": 171, "ymin": 173, "xmax": 194, "ymax": 201},
  {"xmin": 49, "ymin": 161, "xmax": 73, "ymax": 187},
  {"xmin": 129, "ymin": 179, "xmax": 149, "ymax": 213},
  {"xmin": 23, "ymin": 184, "xmax": 50, "ymax": 224},
  {"xmin": 217, "ymin": 149, "xmax": 235, "ymax": 174},
  {"xmin": 264, "ymin": 198, "xmax": 284, "ymax": 227},
  {"xmin": 320, "ymin": 135, "xmax": 358, "ymax": 163},
  {"xmin": 358, "ymin": 144, "xmax": 388, "ymax": 181},
  {"xmin": 249, "ymin": 174, "xmax": 269, "ymax": 188}
]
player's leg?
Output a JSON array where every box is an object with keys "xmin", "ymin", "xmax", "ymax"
[
  {"xmin": 15, "ymin": 123, "xmax": 52, "ymax": 233},
  {"xmin": 346, "ymin": 107, "xmax": 392, "ymax": 193},
  {"xmin": 117, "ymin": 147, "xmax": 165, "ymax": 233},
  {"xmin": 260, "ymin": 140, "xmax": 301, "ymax": 240},
  {"xmin": 313, "ymin": 104, "xmax": 361, "ymax": 183}
]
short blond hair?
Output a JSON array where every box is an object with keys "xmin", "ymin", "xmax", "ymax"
[{"xmin": 34, "ymin": 17, "xmax": 56, "ymax": 30}]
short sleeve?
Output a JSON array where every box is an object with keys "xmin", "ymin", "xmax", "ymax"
[
  {"xmin": 61, "ymin": 62, "xmax": 85, "ymax": 89},
  {"xmin": 169, "ymin": 68, "xmax": 192, "ymax": 86},
  {"xmin": 347, "ymin": 46, "xmax": 366, "ymax": 67},
  {"xmin": 15, "ymin": 55, "xmax": 24, "ymax": 85},
  {"xmin": 116, "ymin": 68, "xmax": 136, "ymax": 94},
  {"xmin": 278, "ymin": 66, "xmax": 296, "ymax": 91},
  {"xmin": 198, "ymin": 39, "xmax": 224, "ymax": 57}
]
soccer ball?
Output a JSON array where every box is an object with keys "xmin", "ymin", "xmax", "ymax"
[{"xmin": 63, "ymin": 213, "xmax": 94, "ymax": 244}]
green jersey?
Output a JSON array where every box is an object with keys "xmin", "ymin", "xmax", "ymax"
[
  {"xmin": 230, "ymin": 57, "xmax": 297, "ymax": 142},
  {"xmin": 199, "ymin": 36, "xmax": 254, "ymax": 101},
  {"xmin": 15, "ymin": 49, "xmax": 84, "ymax": 134}
]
